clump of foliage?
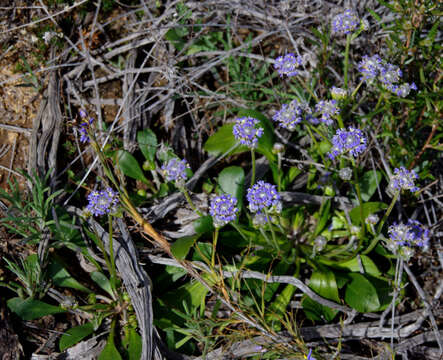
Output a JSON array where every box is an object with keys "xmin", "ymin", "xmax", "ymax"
[{"xmin": 1, "ymin": 0, "xmax": 441, "ymax": 359}]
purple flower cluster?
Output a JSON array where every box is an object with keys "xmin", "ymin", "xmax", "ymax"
[
  {"xmin": 209, "ymin": 194, "xmax": 239, "ymax": 228},
  {"xmin": 247, "ymin": 181, "xmax": 281, "ymax": 214},
  {"xmin": 315, "ymin": 100, "xmax": 340, "ymax": 125},
  {"xmin": 388, "ymin": 219, "xmax": 430, "ymax": 249},
  {"xmin": 358, "ymin": 55, "xmax": 417, "ymax": 97},
  {"xmin": 358, "ymin": 54, "xmax": 383, "ymax": 82},
  {"xmin": 272, "ymin": 100, "xmax": 304, "ymax": 131},
  {"xmin": 386, "ymin": 82, "xmax": 417, "ymax": 97},
  {"xmin": 388, "ymin": 167, "xmax": 419, "ymax": 193},
  {"xmin": 331, "ymin": 10, "xmax": 360, "ymax": 35},
  {"xmin": 232, "ymin": 117, "xmax": 264, "ymax": 148},
  {"xmin": 86, "ymin": 187, "xmax": 119, "ymax": 217},
  {"xmin": 379, "ymin": 63, "xmax": 402, "ymax": 85},
  {"xmin": 328, "ymin": 127, "xmax": 367, "ymax": 160},
  {"xmin": 78, "ymin": 110, "xmax": 94, "ymax": 143},
  {"xmin": 274, "ymin": 53, "xmax": 304, "ymax": 77},
  {"xmin": 161, "ymin": 158, "xmax": 189, "ymax": 185}
]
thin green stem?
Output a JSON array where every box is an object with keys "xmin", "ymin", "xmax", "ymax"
[
  {"xmin": 377, "ymin": 190, "xmax": 400, "ymax": 235},
  {"xmin": 374, "ymin": 93, "xmax": 384, "ymax": 111},
  {"xmin": 362, "ymin": 191, "xmax": 400, "ymax": 255},
  {"xmin": 251, "ymin": 149, "xmax": 256, "ymax": 186},
  {"xmin": 344, "ymin": 34, "xmax": 351, "ymax": 89},
  {"xmin": 351, "ymin": 160, "xmax": 365, "ymax": 239},
  {"xmin": 264, "ymin": 209, "xmax": 279, "ymax": 251},
  {"xmin": 390, "ymin": 258, "xmax": 402, "ymax": 350},
  {"xmin": 259, "ymin": 227, "xmax": 273, "ymax": 249},
  {"xmin": 277, "ymin": 153, "xmax": 282, "ymax": 192},
  {"xmin": 180, "ymin": 186, "xmax": 203, "ymax": 216},
  {"xmin": 336, "ymin": 114, "xmax": 345, "ymax": 129},
  {"xmin": 306, "ymin": 124, "xmax": 327, "ymax": 165},
  {"xmin": 94, "ymin": 226, "xmax": 116, "ymax": 300},
  {"xmin": 211, "ymin": 228, "xmax": 219, "ymax": 268},
  {"xmin": 351, "ymin": 80, "xmax": 364, "ymax": 99},
  {"xmin": 296, "ymin": 76, "xmax": 318, "ymax": 101},
  {"xmin": 230, "ymin": 222, "xmax": 249, "ymax": 243},
  {"xmin": 108, "ymin": 214, "xmax": 117, "ymax": 293},
  {"xmin": 309, "ymin": 123, "xmax": 329, "ymax": 143}
]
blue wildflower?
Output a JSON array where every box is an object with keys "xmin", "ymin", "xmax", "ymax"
[
  {"xmin": 315, "ymin": 100, "xmax": 340, "ymax": 125},
  {"xmin": 328, "ymin": 127, "xmax": 367, "ymax": 160},
  {"xmin": 209, "ymin": 194, "xmax": 239, "ymax": 228},
  {"xmin": 232, "ymin": 117, "xmax": 264, "ymax": 148},
  {"xmin": 385, "ymin": 82, "xmax": 417, "ymax": 98},
  {"xmin": 358, "ymin": 54, "xmax": 383, "ymax": 82},
  {"xmin": 86, "ymin": 187, "xmax": 119, "ymax": 217},
  {"xmin": 247, "ymin": 181, "xmax": 281, "ymax": 214},
  {"xmin": 274, "ymin": 53, "xmax": 304, "ymax": 77},
  {"xmin": 388, "ymin": 220, "xmax": 430, "ymax": 249},
  {"xmin": 272, "ymin": 100, "xmax": 304, "ymax": 131},
  {"xmin": 358, "ymin": 55, "xmax": 417, "ymax": 97},
  {"xmin": 388, "ymin": 167, "xmax": 419, "ymax": 193},
  {"xmin": 331, "ymin": 10, "xmax": 360, "ymax": 35},
  {"xmin": 161, "ymin": 158, "xmax": 189, "ymax": 185},
  {"xmin": 79, "ymin": 117, "xmax": 94, "ymax": 143}
]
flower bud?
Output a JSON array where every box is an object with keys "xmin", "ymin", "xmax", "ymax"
[
  {"xmin": 137, "ymin": 189, "xmax": 147, "ymax": 197},
  {"xmin": 339, "ymin": 167, "xmax": 352, "ymax": 181},
  {"xmin": 272, "ymin": 142, "xmax": 285, "ymax": 154},
  {"xmin": 314, "ymin": 236, "xmax": 327, "ymax": 252},
  {"xmin": 331, "ymin": 86, "xmax": 347, "ymax": 100},
  {"xmin": 360, "ymin": 19, "xmax": 370, "ymax": 31},
  {"xmin": 366, "ymin": 214, "xmax": 379, "ymax": 225}
]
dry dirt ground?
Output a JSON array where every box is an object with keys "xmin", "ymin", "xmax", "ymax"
[{"xmin": 0, "ymin": 45, "xmax": 40, "ymax": 190}]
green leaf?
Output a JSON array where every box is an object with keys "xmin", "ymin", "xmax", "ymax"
[
  {"xmin": 193, "ymin": 215, "xmax": 214, "ymax": 234},
  {"xmin": 171, "ymin": 236, "xmax": 198, "ymax": 260},
  {"xmin": 267, "ymin": 281, "xmax": 296, "ymax": 330},
  {"xmin": 337, "ymin": 255, "xmax": 381, "ymax": 277},
  {"xmin": 349, "ymin": 202, "xmax": 387, "ymax": 226},
  {"xmin": 302, "ymin": 269, "xmax": 339, "ymax": 322},
  {"xmin": 90, "ymin": 272, "xmax": 114, "ymax": 298},
  {"xmin": 162, "ymin": 275, "xmax": 211, "ymax": 312},
  {"xmin": 203, "ymin": 123, "xmax": 242, "ymax": 156},
  {"xmin": 7, "ymin": 297, "xmax": 65, "ymax": 320},
  {"xmin": 312, "ymin": 199, "xmax": 331, "ymax": 239},
  {"xmin": 192, "ymin": 242, "xmax": 213, "ymax": 264},
  {"xmin": 309, "ymin": 270, "xmax": 340, "ymax": 302},
  {"xmin": 359, "ymin": 171, "xmax": 382, "ymax": 202},
  {"xmin": 137, "ymin": 129, "xmax": 158, "ymax": 164},
  {"xmin": 302, "ymin": 295, "xmax": 337, "ymax": 322},
  {"xmin": 59, "ymin": 322, "xmax": 95, "ymax": 351},
  {"xmin": 47, "ymin": 261, "xmax": 92, "ymax": 293},
  {"xmin": 175, "ymin": 335, "xmax": 193, "ymax": 349},
  {"xmin": 126, "ymin": 328, "xmax": 142, "ymax": 360},
  {"xmin": 218, "ymin": 166, "xmax": 245, "ymax": 210},
  {"xmin": 99, "ymin": 319, "xmax": 122, "ymax": 360},
  {"xmin": 368, "ymin": 275, "xmax": 392, "ymax": 311},
  {"xmin": 165, "ymin": 28, "xmax": 187, "ymax": 51},
  {"xmin": 345, "ymin": 273, "xmax": 380, "ymax": 312},
  {"xmin": 116, "ymin": 150, "xmax": 149, "ymax": 184},
  {"xmin": 98, "ymin": 339, "xmax": 122, "ymax": 360}
]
